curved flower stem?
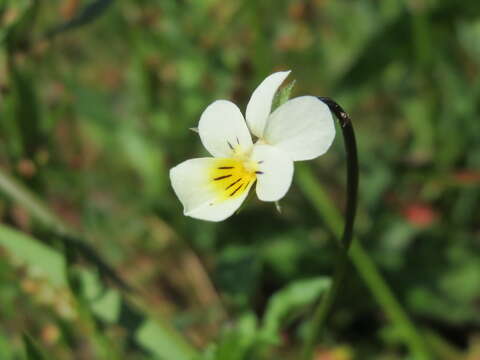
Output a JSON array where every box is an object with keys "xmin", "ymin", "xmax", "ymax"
[
  {"xmin": 300, "ymin": 98, "xmax": 431, "ymax": 360},
  {"xmin": 301, "ymin": 98, "xmax": 358, "ymax": 360},
  {"xmin": 317, "ymin": 97, "xmax": 359, "ymax": 250}
]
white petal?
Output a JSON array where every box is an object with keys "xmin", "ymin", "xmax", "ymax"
[
  {"xmin": 264, "ymin": 96, "xmax": 335, "ymax": 161},
  {"xmin": 245, "ymin": 70, "xmax": 291, "ymax": 138},
  {"xmin": 187, "ymin": 188, "xmax": 251, "ymax": 221},
  {"xmin": 170, "ymin": 158, "xmax": 252, "ymax": 222},
  {"xmin": 251, "ymin": 144, "xmax": 294, "ymax": 202},
  {"xmin": 199, "ymin": 100, "xmax": 253, "ymax": 158}
]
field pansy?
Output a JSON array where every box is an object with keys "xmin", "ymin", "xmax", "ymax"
[{"xmin": 170, "ymin": 71, "xmax": 335, "ymax": 221}]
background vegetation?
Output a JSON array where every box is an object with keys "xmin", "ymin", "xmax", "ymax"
[{"xmin": 1, "ymin": 0, "xmax": 480, "ymax": 359}]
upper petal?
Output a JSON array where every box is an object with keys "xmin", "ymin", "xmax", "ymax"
[
  {"xmin": 251, "ymin": 144, "xmax": 294, "ymax": 202},
  {"xmin": 199, "ymin": 100, "xmax": 253, "ymax": 158},
  {"xmin": 245, "ymin": 70, "xmax": 291, "ymax": 138},
  {"xmin": 170, "ymin": 157, "xmax": 252, "ymax": 221},
  {"xmin": 263, "ymin": 96, "xmax": 335, "ymax": 161}
]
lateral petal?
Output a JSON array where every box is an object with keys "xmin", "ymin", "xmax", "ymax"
[
  {"xmin": 264, "ymin": 96, "xmax": 335, "ymax": 161},
  {"xmin": 199, "ymin": 100, "xmax": 253, "ymax": 158}
]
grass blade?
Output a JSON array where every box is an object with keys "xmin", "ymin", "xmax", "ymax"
[{"xmin": 23, "ymin": 334, "xmax": 47, "ymax": 360}]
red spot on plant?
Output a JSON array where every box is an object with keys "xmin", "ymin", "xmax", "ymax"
[{"xmin": 403, "ymin": 203, "xmax": 438, "ymax": 227}]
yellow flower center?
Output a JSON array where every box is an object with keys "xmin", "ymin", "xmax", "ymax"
[{"xmin": 209, "ymin": 157, "xmax": 259, "ymax": 201}]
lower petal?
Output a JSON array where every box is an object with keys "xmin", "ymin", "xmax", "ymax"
[
  {"xmin": 186, "ymin": 188, "xmax": 252, "ymax": 221},
  {"xmin": 169, "ymin": 157, "xmax": 253, "ymax": 221},
  {"xmin": 251, "ymin": 144, "xmax": 294, "ymax": 202}
]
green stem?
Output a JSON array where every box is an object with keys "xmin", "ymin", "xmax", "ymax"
[
  {"xmin": 0, "ymin": 168, "xmax": 67, "ymax": 233},
  {"xmin": 302, "ymin": 98, "xmax": 358, "ymax": 360},
  {"xmin": 349, "ymin": 240, "xmax": 431, "ymax": 359},
  {"xmin": 423, "ymin": 328, "xmax": 464, "ymax": 360},
  {"xmin": 297, "ymin": 164, "xmax": 431, "ymax": 360},
  {"xmin": 301, "ymin": 252, "xmax": 349, "ymax": 360}
]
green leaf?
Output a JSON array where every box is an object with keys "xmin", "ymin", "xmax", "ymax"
[
  {"xmin": 8, "ymin": 59, "xmax": 42, "ymax": 162},
  {"xmin": 216, "ymin": 246, "xmax": 261, "ymax": 308},
  {"xmin": 135, "ymin": 320, "xmax": 197, "ymax": 360},
  {"xmin": 271, "ymin": 80, "xmax": 296, "ymax": 111},
  {"xmin": 1, "ymin": 0, "xmax": 36, "ymax": 49},
  {"xmin": 2, "ymin": 0, "xmax": 41, "ymax": 165},
  {"xmin": 0, "ymin": 224, "xmax": 67, "ymax": 287},
  {"xmin": 260, "ymin": 277, "xmax": 331, "ymax": 344},
  {"xmin": 0, "ymin": 0, "xmax": 32, "ymax": 45},
  {"xmin": 0, "ymin": 332, "xmax": 14, "ymax": 360},
  {"xmin": 336, "ymin": 0, "xmax": 480, "ymax": 91},
  {"xmin": 77, "ymin": 269, "xmax": 121, "ymax": 324},
  {"xmin": 196, "ymin": 312, "xmax": 258, "ymax": 360},
  {"xmin": 46, "ymin": 0, "xmax": 114, "ymax": 38},
  {"xmin": 23, "ymin": 334, "xmax": 47, "ymax": 360},
  {"xmin": 0, "ymin": 169, "xmax": 128, "ymax": 290},
  {"xmin": 0, "ymin": 168, "xmax": 68, "ymax": 234},
  {"xmin": 0, "ymin": 224, "xmax": 196, "ymax": 360}
]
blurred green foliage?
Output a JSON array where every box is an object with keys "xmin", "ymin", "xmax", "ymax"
[{"xmin": 1, "ymin": 0, "xmax": 480, "ymax": 359}]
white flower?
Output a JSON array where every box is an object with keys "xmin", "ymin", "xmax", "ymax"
[{"xmin": 170, "ymin": 70, "xmax": 335, "ymax": 221}]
